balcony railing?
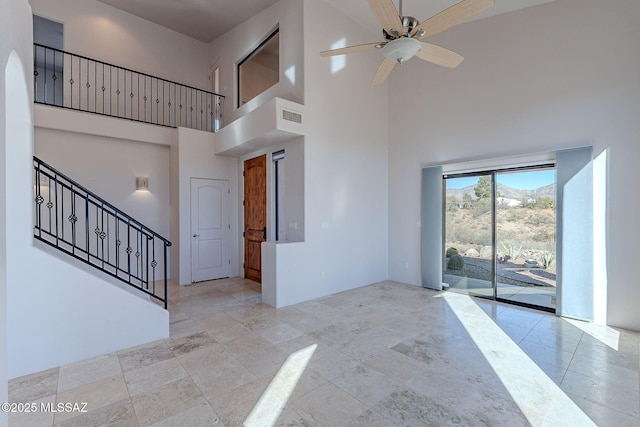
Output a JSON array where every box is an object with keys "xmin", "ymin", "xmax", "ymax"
[
  {"xmin": 33, "ymin": 43, "xmax": 224, "ymax": 132},
  {"xmin": 34, "ymin": 156, "xmax": 171, "ymax": 308}
]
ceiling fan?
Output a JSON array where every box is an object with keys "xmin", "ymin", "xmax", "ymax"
[{"xmin": 320, "ymin": 0, "xmax": 495, "ymax": 84}]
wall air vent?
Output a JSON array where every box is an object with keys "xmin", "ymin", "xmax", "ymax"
[{"xmin": 282, "ymin": 109, "xmax": 302, "ymax": 124}]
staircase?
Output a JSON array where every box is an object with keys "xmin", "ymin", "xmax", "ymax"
[{"xmin": 33, "ymin": 156, "xmax": 171, "ymax": 308}]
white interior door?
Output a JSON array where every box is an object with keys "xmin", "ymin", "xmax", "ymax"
[{"xmin": 191, "ymin": 178, "xmax": 230, "ymax": 282}]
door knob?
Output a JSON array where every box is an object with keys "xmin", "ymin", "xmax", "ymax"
[{"xmin": 193, "ymin": 234, "xmax": 200, "ymax": 238}]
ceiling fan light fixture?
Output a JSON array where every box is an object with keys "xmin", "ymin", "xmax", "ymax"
[{"xmin": 382, "ymin": 37, "xmax": 421, "ymax": 63}]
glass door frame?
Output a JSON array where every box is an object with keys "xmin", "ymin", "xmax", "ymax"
[{"xmin": 442, "ymin": 163, "xmax": 556, "ymax": 312}]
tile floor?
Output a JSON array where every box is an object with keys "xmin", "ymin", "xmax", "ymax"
[{"xmin": 8, "ymin": 278, "xmax": 640, "ymax": 426}]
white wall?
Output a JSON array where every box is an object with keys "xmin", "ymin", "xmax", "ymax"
[
  {"xmin": 9, "ymin": 84, "xmax": 171, "ymax": 380},
  {"xmin": 29, "ymin": 0, "xmax": 211, "ymax": 90},
  {"xmin": 1, "ymin": 0, "xmax": 169, "ymax": 380},
  {"xmin": 34, "ymin": 124, "xmax": 171, "ymax": 241},
  {"xmin": 172, "ymin": 128, "xmax": 239, "ymax": 285},
  {"xmin": 263, "ymin": 0, "xmax": 389, "ymax": 307},
  {"xmin": 1, "ymin": 0, "xmax": 33, "ymax": 419},
  {"xmin": 387, "ymin": 0, "xmax": 640, "ymax": 330},
  {"xmin": 209, "ymin": 0, "xmax": 304, "ymax": 125}
]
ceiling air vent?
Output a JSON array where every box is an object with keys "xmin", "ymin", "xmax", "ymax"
[{"xmin": 282, "ymin": 109, "xmax": 302, "ymax": 124}]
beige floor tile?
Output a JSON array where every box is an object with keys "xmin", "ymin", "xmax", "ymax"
[
  {"xmin": 222, "ymin": 331, "xmax": 273, "ymax": 357},
  {"xmin": 292, "ymin": 382, "xmax": 368, "ymax": 426},
  {"xmin": 166, "ymin": 331, "xmax": 217, "ymax": 356},
  {"xmin": 169, "ymin": 318, "xmax": 205, "ymax": 338},
  {"xmin": 57, "ymin": 354, "xmax": 122, "ymax": 392},
  {"xmin": 332, "ymin": 364, "xmax": 401, "ymax": 407},
  {"xmin": 189, "ymin": 355, "xmax": 258, "ymax": 402},
  {"xmin": 54, "ymin": 374, "xmax": 129, "ymax": 424},
  {"xmin": 117, "ymin": 340, "xmax": 175, "ymax": 372},
  {"xmin": 148, "ymin": 401, "xmax": 221, "ymax": 427},
  {"xmin": 131, "ymin": 377, "xmax": 207, "ymax": 426},
  {"xmin": 256, "ymin": 323, "xmax": 303, "ymax": 345},
  {"xmin": 8, "ymin": 367, "xmax": 59, "ymax": 403},
  {"xmin": 568, "ymin": 352, "xmax": 640, "ymax": 391},
  {"xmin": 566, "ymin": 392, "xmax": 640, "ymax": 427},
  {"xmin": 199, "ymin": 315, "xmax": 254, "ymax": 343},
  {"xmin": 561, "ymin": 370, "xmax": 640, "ymax": 417},
  {"xmin": 123, "ymin": 357, "xmax": 188, "ymax": 396},
  {"xmin": 233, "ymin": 344, "xmax": 290, "ymax": 378},
  {"xmin": 209, "ymin": 378, "xmax": 268, "ymax": 426},
  {"xmin": 9, "ymin": 278, "xmax": 640, "ymax": 427},
  {"xmin": 175, "ymin": 342, "xmax": 235, "ymax": 374},
  {"xmin": 54, "ymin": 398, "xmax": 137, "ymax": 427},
  {"xmin": 7, "ymin": 394, "xmax": 55, "ymax": 427},
  {"xmin": 370, "ymin": 388, "xmax": 518, "ymax": 427},
  {"xmin": 306, "ymin": 344, "xmax": 360, "ymax": 381},
  {"xmin": 364, "ymin": 348, "xmax": 428, "ymax": 383},
  {"xmin": 347, "ymin": 408, "xmax": 400, "ymax": 427}
]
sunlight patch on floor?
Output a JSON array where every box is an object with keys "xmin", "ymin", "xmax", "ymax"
[
  {"xmin": 564, "ymin": 317, "xmax": 619, "ymax": 351},
  {"xmin": 244, "ymin": 343, "xmax": 317, "ymax": 427},
  {"xmin": 442, "ymin": 293, "xmax": 596, "ymax": 426}
]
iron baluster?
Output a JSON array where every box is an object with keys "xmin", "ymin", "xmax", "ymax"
[
  {"xmin": 85, "ymin": 58, "xmax": 89, "ymax": 111},
  {"xmin": 127, "ymin": 219, "xmax": 131, "ymax": 283},
  {"xmin": 44, "ymin": 47, "xmax": 48, "ymax": 105},
  {"xmin": 152, "ymin": 236, "xmax": 156, "ymax": 295},
  {"xmin": 85, "ymin": 189, "xmax": 89, "ymax": 262},
  {"xmin": 115, "ymin": 214, "xmax": 120, "ymax": 272},
  {"xmin": 35, "ymin": 163, "xmax": 43, "ymax": 238},
  {"xmin": 145, "ymin": 233, "xmax": 150, "ymax": 290},
  {"xmin": 60, "ymin": 178, "xmax": 65, "ymax": 243},
  {"xmin": 52, "ymin": 48, "xmax": 56, "ymax": 105},
  {"xmin": 163, "ymin": 241, "xmax": 168, "ymax": 309},
  {"xmin": 71, "ymin": 185, "xmax": 76, "ymax": 254},
  {"xmin": 162, "ymin": 79, "xmax": 165, "ymax": 126},
  {"xmin": 33, "ymin": 157, "xmax": 171, "ymax": 307}
]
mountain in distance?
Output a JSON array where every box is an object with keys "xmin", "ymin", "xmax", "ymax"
[{"xmin": 447, "ymin": 183, "xmax": 556, "ymax": 201}]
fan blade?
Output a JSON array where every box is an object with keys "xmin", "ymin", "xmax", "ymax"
[
  {"xmin": 320, "ymin": 43, "xmax": 382, "ymax": 57},
  {"xmin": 416, "ymin": 42, "xmax": 464, "ymax": 68},
  {"xmin": 411, "ymin": 0, "xmax": 494, "ymax": 39},
  {"xmin": 372, "ymin": 58, "xmax": 396, "ymax": 85},
  {"xmin": 368, "ymin": 0, "xmax": 403, "ymax": 37}
]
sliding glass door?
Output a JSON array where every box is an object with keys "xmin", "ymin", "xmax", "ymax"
[
  {"xmin": 443, "ymin": 174, "xmax": 494, "ymax": 298},
  {"xmin": 443, "ymin": 167, "xmax": 557, "ymax": 311},
  {"xmin": 495, "ymin": 170, "xmax": 557, "ymax": 308}
]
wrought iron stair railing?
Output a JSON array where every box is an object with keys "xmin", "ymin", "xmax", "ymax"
[
  {"xmin": 33, "ymin": 43, "xmax": 224, "ymax": 133},
  {"xmin": 33, "ymin": 157, "xmax": 171, "ymax": 308}
]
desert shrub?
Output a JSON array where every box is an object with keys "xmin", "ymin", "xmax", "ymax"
[
  {"xmin": 500, "ymin": 242, "xmax": 523, "ymax": 260},
  {"xmin": 471, "ymin": 199, "xmax": 492, "ymax": 218},
  {"xmin": 530, "ymin": 197, "xmax": 555, "ymax": 209},
  {"xmin": 446, "ymin": 195, "xmax": 461, "ymax": 212},
  {"xmin": 542, "ymin": 251, "xmax": 556, "ymax": 269},
  {"xmin": 504, "ymin": 209, "xmax": 527, "ymax": 222},
  {"xmin": 525, "ymin": 213, "xmax": 555, "ymax": 226},
  {"xmin": 462, "ymin": 193, "xmax": 473, "ymax": 209},
  {"xmin": 533, "ymin": 230, "xmax": 555, "ymax": 242}
]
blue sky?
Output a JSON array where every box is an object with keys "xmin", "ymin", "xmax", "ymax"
[{"xmin": 446, "ymin": 170, "xmax": 556, "ymax": 190}]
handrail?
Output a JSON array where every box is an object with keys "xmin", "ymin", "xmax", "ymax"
[
  {"xmin": 33, "ymin": 156, "xmax": 171, "ymax": 308},
  {"xmin": 33, "ymin": 43, "xmax": 224, "ymax": 132}
]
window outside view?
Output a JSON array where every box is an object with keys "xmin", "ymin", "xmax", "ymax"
[{"xmin": 443, "ymin": 169, "xmax": 557, "ymax": 309}]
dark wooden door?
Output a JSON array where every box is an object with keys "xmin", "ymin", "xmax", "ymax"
[{"xmin": 244, "ymin": 155, "xmax": 267, "ymax": 283}]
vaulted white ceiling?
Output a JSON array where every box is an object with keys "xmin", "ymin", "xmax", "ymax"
[
  {"xmin": 97, "ymin": 0, "xmax": 556, "ymax": 43},
  {"xmin": 96, "ymin": 0, "xmax": 282, "ymax": 43}
]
